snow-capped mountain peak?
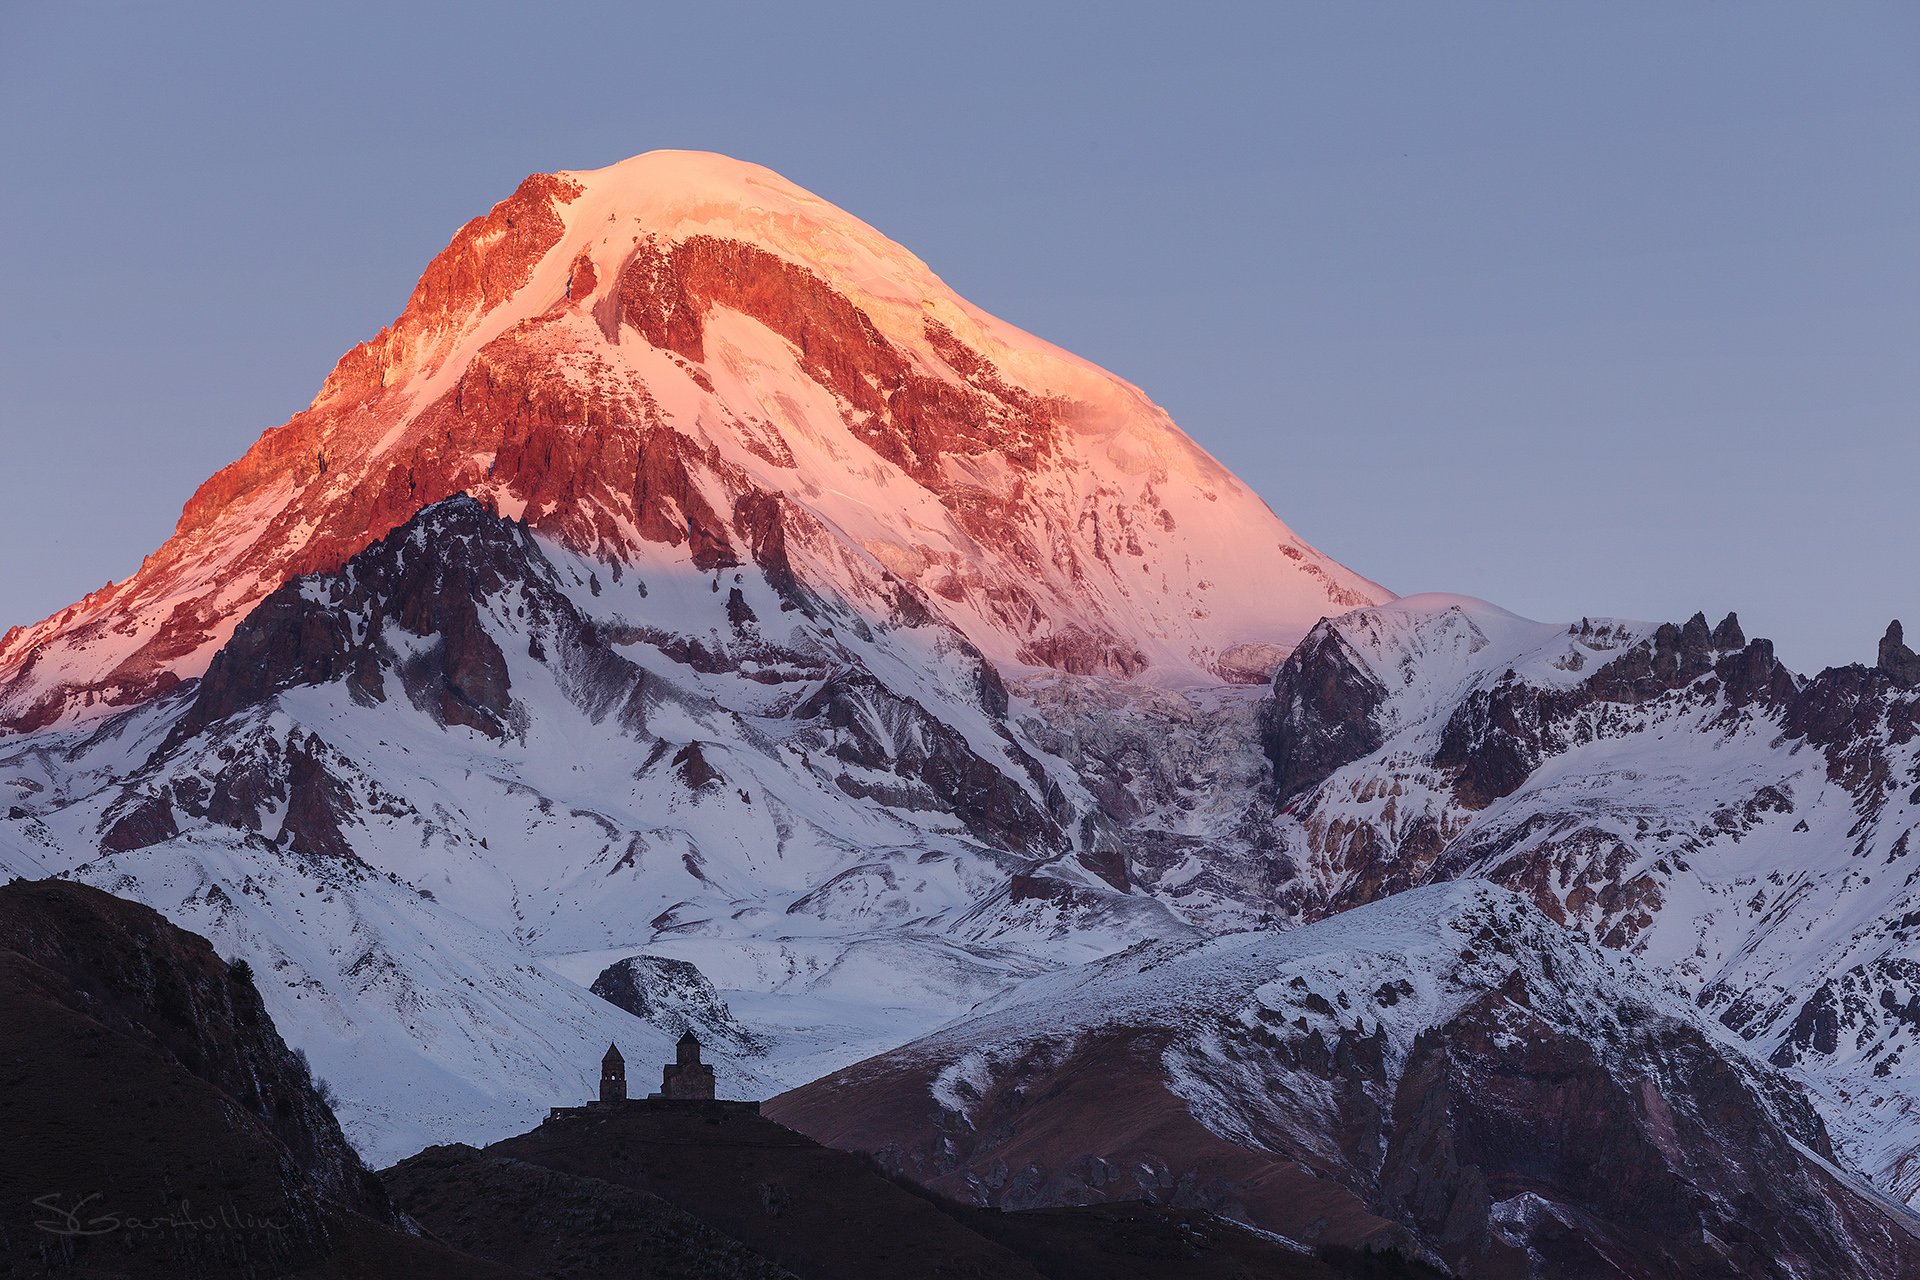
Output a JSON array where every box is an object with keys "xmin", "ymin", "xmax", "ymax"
[{"xmin": 0, "ymin": 150, "xmax": 1386, "ymax": 735}]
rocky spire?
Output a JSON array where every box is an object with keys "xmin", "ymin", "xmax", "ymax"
[
  {"xmin": 1711, "ymin": 611, "xmax": 1745, "ymax": 651},
  {"xmin": 1878, "ymin": 621, "xmax": 1920, "ymax": 690}
]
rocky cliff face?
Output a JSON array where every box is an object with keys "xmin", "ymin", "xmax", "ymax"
[
  {"xmin": 1261, "ymin": 622, "xmax": 1389, "ymax": 803},
  {"xmin": 95, "ymin": 491, "xmax": 1075, "ymax": 868}
]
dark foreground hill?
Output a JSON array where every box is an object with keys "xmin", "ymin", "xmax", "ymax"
[
  {"xmin": 385, "ymin": 1101, "xmax": 1444, "ymax": 1280},
  {"xmin": 0, "ymin": 877, "xmax": 503, "ymax": 1279}
]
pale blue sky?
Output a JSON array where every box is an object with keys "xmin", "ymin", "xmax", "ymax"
[{"xmin": 1, "ymin": 2, "xmax": 1914, "ymax": 671}]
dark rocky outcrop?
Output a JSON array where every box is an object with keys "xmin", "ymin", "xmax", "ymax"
[
  {"xmin": 172, "ymin": 495, "xmax": 528, "ymax": 745},
  {"xmin": 1771, "ymin": 957, "xmax": 1920, "ymax": 1075},
  {"xmin": 173, "ymin": 588, "xmax": 378, "ymax": 736},
  {"xmin": 671, "ymin": 741, "xmax": 723, "ymax": 792},
  {"xmin": 1781, "ymin": 654, "xmax": 1920, "ymax": 805},
  {"xmin": 1261, "ymin": 621, "xmax": 1389, "ymax": 802},
  {"xmin": 1593, "ymin": 611, "xmax": 1719, "ymax": 701},
  {"xmin": 79, "ymin": 488, "xmax": 1062, "ymax": 877},
  {"xmin": 1433, "ymin": 670, "xmax": 1566, "ymax": 811},
  {"xmin": 1880, "ymin": 621, "xmax": 1920, "ymax": 691},
  {"xmin": 98, "ymin": 789, "xmax": 181, "ymax": 854},
  {"xmin": 99, "ymin": 723, "xmax": 370, "ymax": 860},
  {"xmin": 1378, "ymin": 990, "xmax": 1877, "ymax": 1279},
  {"xmin": 0, "ymin": 879, "xmax": 501, "ymax": 1279},
  {"xmin": 1275, "ymin": 608, "xmax": 1902, "ymax": 902},
  {"xmin": 101, "ymin": 497, "xmax": 663, "ymax": 856},
  {"xmin": 590, "ymin": 954, "xmax": 759, "ymax": 1051},
  {"xmin": 731, "ymin": 488, "xmax": 811, "ymax": 614}
]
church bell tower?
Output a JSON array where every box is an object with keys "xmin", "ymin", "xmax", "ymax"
[{"xmin": 600, "ymin": 1042, "xmax": 627, "ymax": 1104}]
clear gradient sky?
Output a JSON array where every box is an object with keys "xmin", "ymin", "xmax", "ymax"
[{"xmin": 1, "ymin": 2, "xmax": 1914, "ymax": 672}]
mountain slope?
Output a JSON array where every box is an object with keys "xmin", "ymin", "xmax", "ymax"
[
  {"xmin": 769, "ymin": 881, "xmax": 1920, "ymax": 1280},
  {"xmin": 1, "ymin": 490, "xmax": 1197, "ymax": 1160},
  {"xmin": 382, "ymin": 1144, "xmax": 802, "ymax": 1280},
  {"xmin": 0, "ymin": 150, "xmax": 1385, "ymax": 737},
  {"xmin": 1254, "ymin": 595, "xmax": 1920, "ymax": 1198}
]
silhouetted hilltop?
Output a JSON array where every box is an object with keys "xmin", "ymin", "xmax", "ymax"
[
  {"xmin": 0, "ymin": 877, "xmax": 502, "ymax": 1279},
  {"xmin": 387, "ymin": 1100, "xmax": 1438, "ymax": 1279}
]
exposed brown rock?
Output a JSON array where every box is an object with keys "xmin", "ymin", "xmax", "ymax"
[
  {"xmin": 312, "ymin": 172, "xmax": 584, "ymax": 414},
  {"xmin": 280, "ymin": 730, "xmax": 359, "ymax": 859},
  {"xmin": 770, "ymin": 1024, "xmax": 1418, "ymax": 1258},
  {"xmin": 609, "ymin": 235, "xmax": 1058, "ymax": 484},
  {"xmin": 1426, "ymin": 613, "xmax": 1799, "ymax": 812},
  {"xmin": 105, "ymin": 498, "xmax": 662, "ymax": 855},
  {"xmin": 673, "ymin": 742, "xmax": 722, "ymax": 791},
  {"xmin": 98, "ymin": 790, "xmax": 180, "ymax": 854},
  {"xmin": 731, "ymin": 489, "xmax": 808, "ymax": 612},
  {"xmin": 1018, "ymin": 627, "xmax": 1149, "ymax": 680}
]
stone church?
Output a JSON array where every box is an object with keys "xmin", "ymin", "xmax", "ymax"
[
  {"xmin": 559, "ymin": 1032, "xmax": 742, "ymax": 1117},
  {"xmin": 658, "ymin": 1030, "xmax": 716, "ymax": 1100}
]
